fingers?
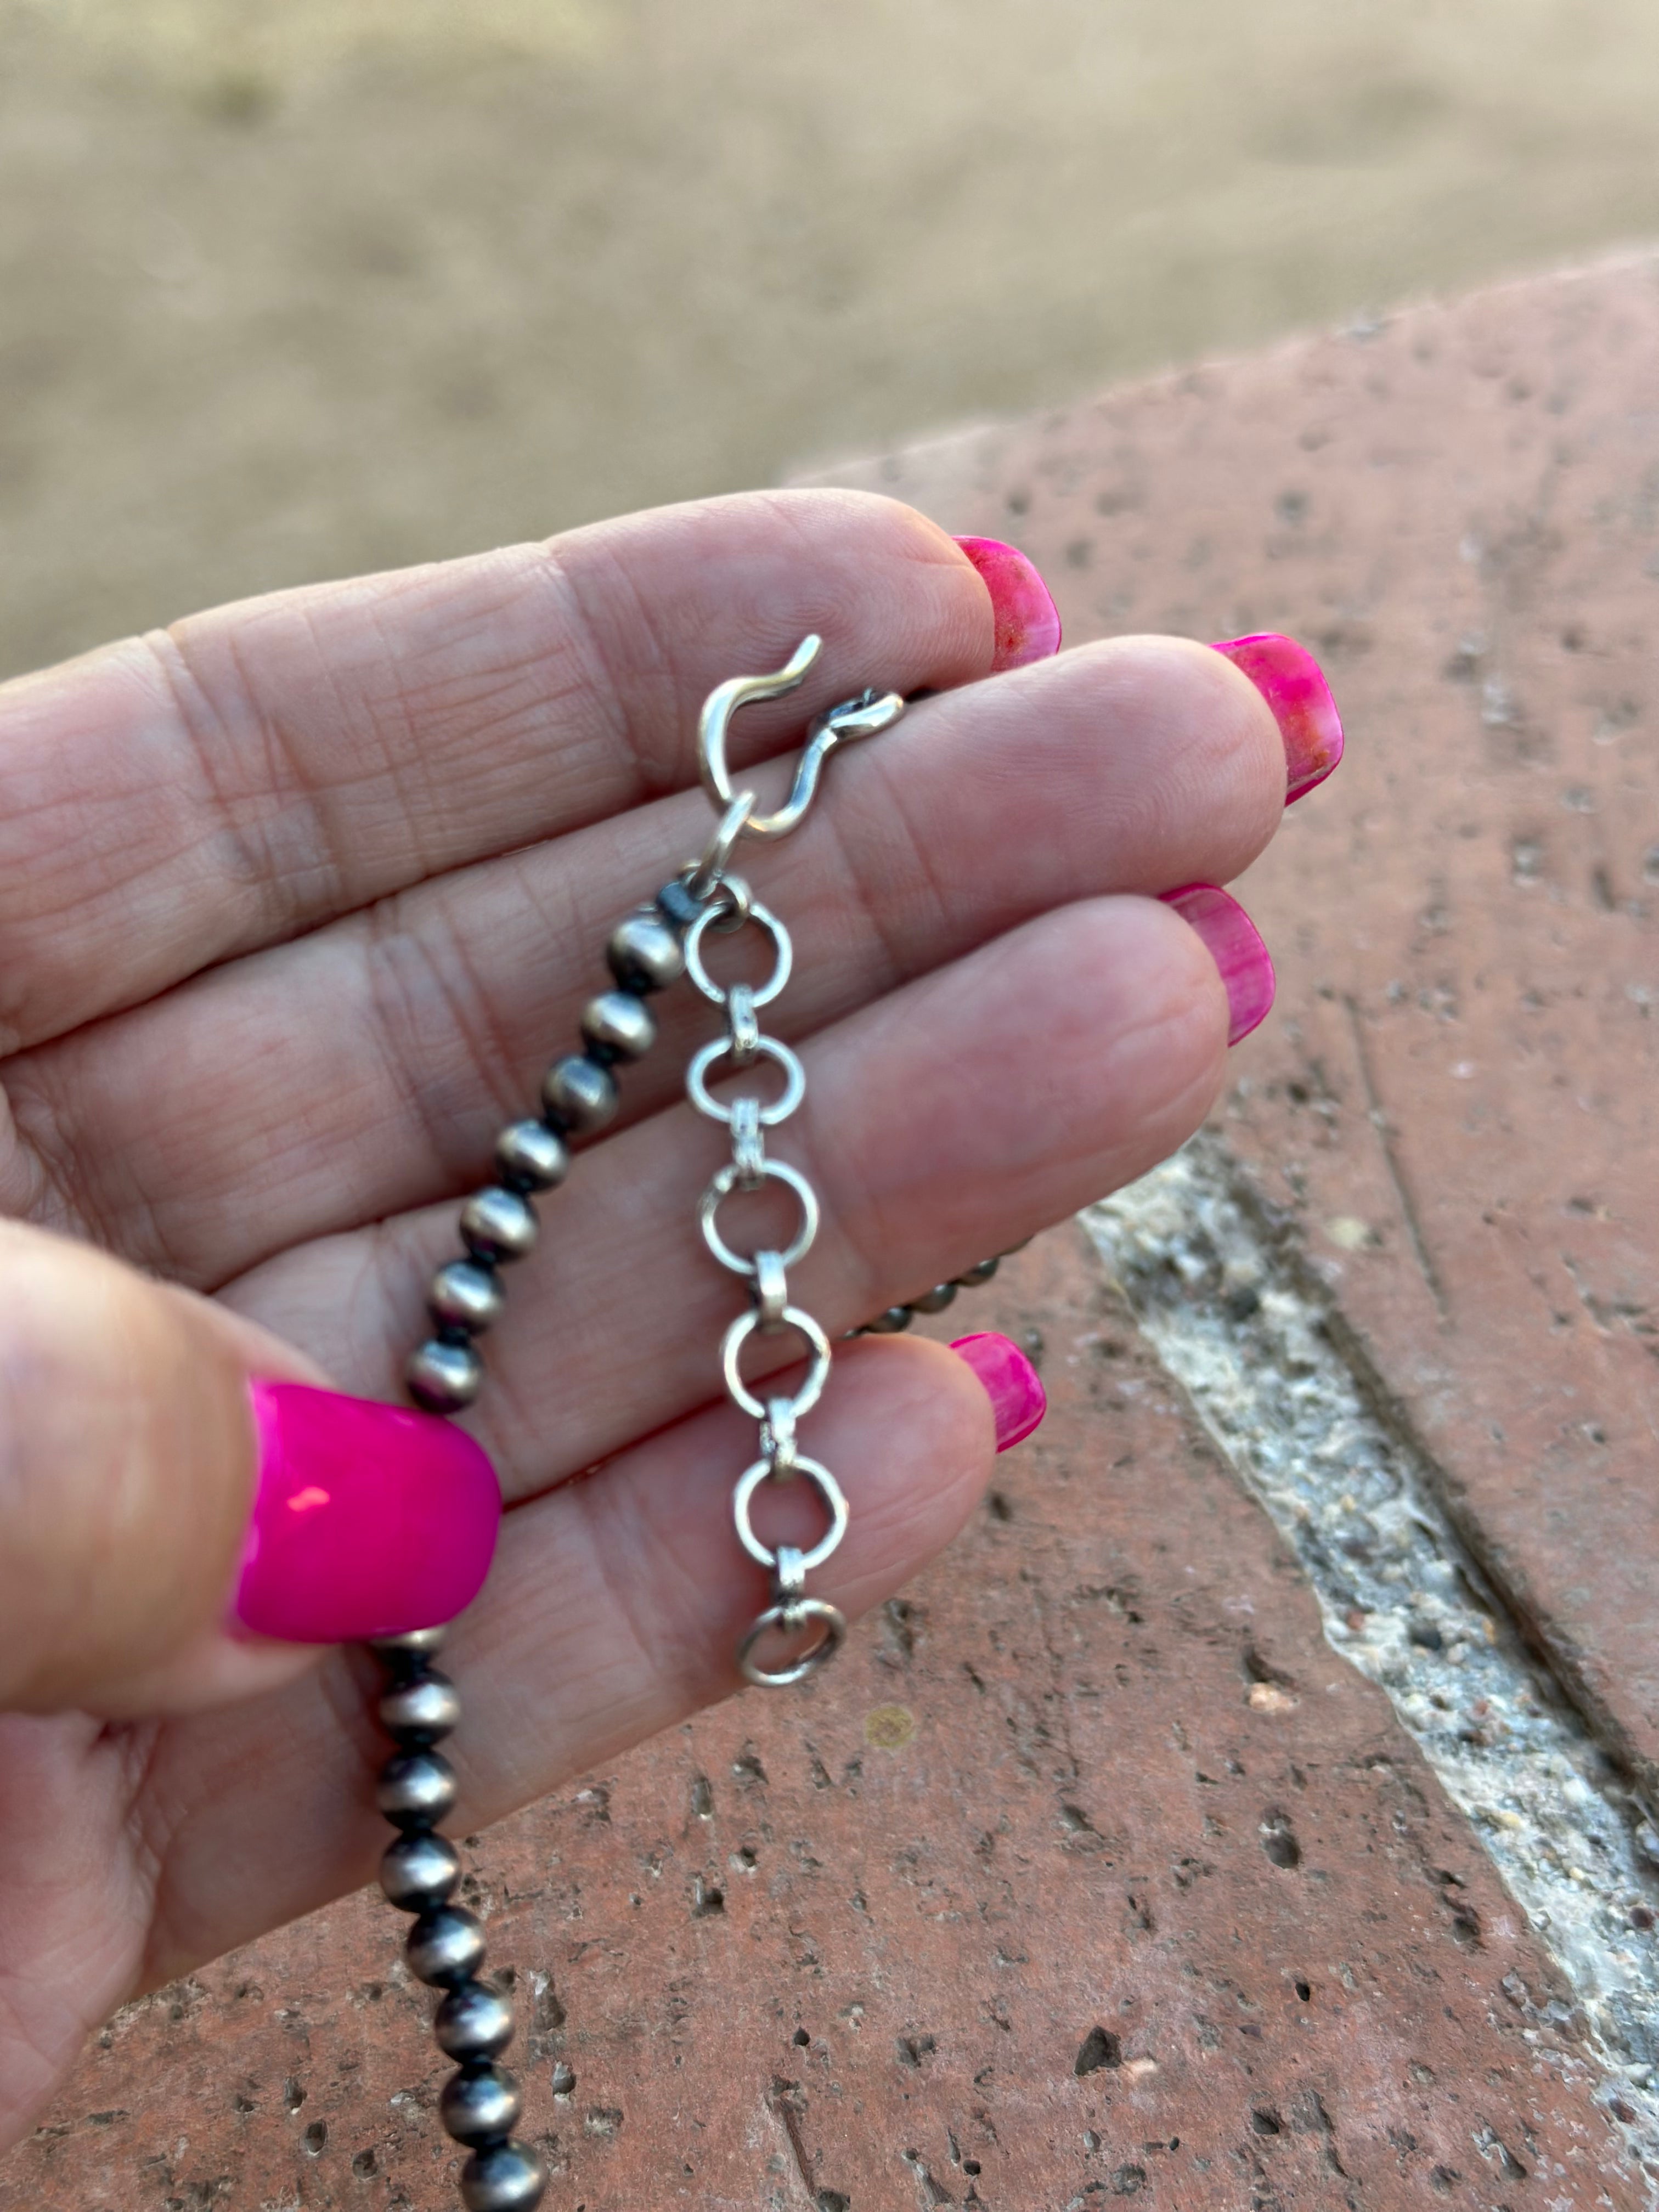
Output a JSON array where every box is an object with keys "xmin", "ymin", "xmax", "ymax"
[
  {"xmin": 0, "ymin": 490, "xmax": 995, "ymax": 1054},
  {"xmin": 0, "ymin": 1222, "xmax": 500, "ymax": 1717},
  {"xmin": 136, "ymin": 1331, "xmax": 1003, "ymax": 1985},
  {"xmin": 10, "ymin": 636, "xmax": 1284, "ymax": 1281},
  {"xmin": 225, "ymin": 893, "xmax": 1233, "ymax": 1496}
]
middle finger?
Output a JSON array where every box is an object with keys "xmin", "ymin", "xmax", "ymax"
[{"xmin": 8, "ymin": 637, "xmax": 1284, "ymax": 1284}]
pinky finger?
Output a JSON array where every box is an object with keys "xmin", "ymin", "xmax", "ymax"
[{"xmin": 137, "ymin": 1330, "xmax": 1038, "ymax": 1984}]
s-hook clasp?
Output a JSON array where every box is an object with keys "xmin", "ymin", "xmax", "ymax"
[{"xmin": 695, "ymin": 634, "xmax": 905, "ymax": 858}]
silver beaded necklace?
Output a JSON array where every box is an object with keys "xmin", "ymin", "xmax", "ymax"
[{"xmin": 362, "ymin": 642, "xmax": 1008, "ymax": 2211}]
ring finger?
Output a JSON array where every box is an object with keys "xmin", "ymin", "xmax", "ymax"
[{"xmin": 223, "ymin": 889, "xmax": 1246, "ymax": 1494}]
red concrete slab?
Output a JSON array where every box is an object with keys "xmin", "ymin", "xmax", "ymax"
[
  {"xmin": 8, "ymin": 1237, "xmax": 1638, "ymax": 2207},
  {"xmin": 811, "ymin": 256, "xmax": 1659, "ymax": 1809}
]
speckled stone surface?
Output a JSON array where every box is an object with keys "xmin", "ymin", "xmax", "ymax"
[
  {"xmin": 9, "ymin": 261, "xmax": 1659, "ymax": 2209},
  {"xmin": 814, "ymin": 254, "xmax": 1659, "ymax": 1814}
]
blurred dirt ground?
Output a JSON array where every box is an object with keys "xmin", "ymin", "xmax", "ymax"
[{"xmin": 5, "ymin": 0, "xmax": 1659, "ymax": 676}]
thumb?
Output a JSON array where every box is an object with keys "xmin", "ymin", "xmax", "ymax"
[{"xmin": 0, "ymin": 1221, "xmax": 500, "ymax": 1718}]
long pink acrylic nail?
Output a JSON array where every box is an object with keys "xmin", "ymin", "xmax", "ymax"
[
  {"xmin": 954, "ymin": 537, "xmax": 1062, "ymax": 671},
  {"xmin": 950, "ymin": 1332, "xmax": 1047, "ymax": 1451},
  {"xmin": 1210, "ymin": 633, "xmax": 1344, "ymax": 804},
  {"xmin": 1160, "ymin": 883, "xmax": 1277, "ymax": 1045},
  {"xmin": 235, "ymin": 1381, "xmax": 502, "ymax": 1643}
]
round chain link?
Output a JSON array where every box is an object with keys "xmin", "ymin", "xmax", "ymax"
[
  {"xmin": 684, "ymin": 895, "xmax": 794, "ymax": 1008},
  {"xmin": 720, "ymin": 1306, "xmax": 832, "ymax": 1420},
  {"xmin": 698, "ymin": 1159, "xmax": 820, "ymax": 1275},
  {"xmin": 736, "ymin": 1599, "xmax": 845, "ymax": 1689},
  {"xmin": 732, "ymin": 1454, "xmax": 849, "ymax": 1573},
  {"xmin": 686, "ymin": 1035, "xmax": 806, "ymax": 1126}
]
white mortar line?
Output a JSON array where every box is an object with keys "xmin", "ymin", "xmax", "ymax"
[{"xmin": 1081, "ymin": 1136, "xmax": 1659, "ymax": 2188}]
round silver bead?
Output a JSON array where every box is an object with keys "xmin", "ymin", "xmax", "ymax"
[
  {"xmin": 954, "ymin": 1256, "xmax": 1001, "ymax": 1287},
  {"xmin": 580, "ymin": 989, "xmax": 656, "ymax": 1060},
  {"xmin": 441, "ymin": 2062, "xmax": 524, "ymax": 2146},
  {"xmin": 369, "ymin": 1626, "xmax": 448, "ymax": 1661},
  {"xmin": 381, "ymin": 1831, "xmax": 461, "ymax": 1912},
  {"xmin": 429, "ymin": 1260, "xmax": 506, "ymax": 1334},
  {"xmin": 460, "ymin": 2140, "xmax": 549, "ymax": 2212},
  {"xmin": 864, "ymin": 1305, "xmax": 914, "ymax": 1334},
  {"xmin": 379, "ymin": 1670, "xmax": 461, "ymax": 1743},
  {"xmin": 377, "ymin": 1748, "xmax": 458, "ymax": 1827},
  {"xmin": 460, "ymin": 1187, "xmax": 538, "ymax": 1266},
  {"xmin": 407, "ymin": 1904, "xmax": 487, "ymax": 1987},
  {"xmin": 434, "ymin": 1980, "xmax": 515, "ymax": 2061},
  {"xmin": 910, "ymin": 1282, "xmax": 960, "ymax": 1314},
  {"xmin": 494, "ymin": 1119, "xmax": 569, "ymax": 1191},
  {"xmin": 607, "ymin": 909, "xmax": 685, "ymax": 991},
  {"xmin": 407, "ymin": 1338, "xmax": 482, "ymax": 1412},
  {"xmin": 541, "ymin": 1053, "xmax": 617, "ymax": 1135}
]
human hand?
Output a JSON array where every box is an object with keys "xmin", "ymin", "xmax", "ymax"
[{"xmin": 0, "ymin": 489, "xmax": 1338, "ymax": 2146}]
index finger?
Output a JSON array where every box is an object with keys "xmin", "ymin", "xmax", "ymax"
[{"xmin": 0, "ymin": 490, "xmax": 1014, "ymax": 1055}]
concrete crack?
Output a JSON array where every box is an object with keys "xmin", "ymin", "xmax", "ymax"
[
  {"xmin": 1342, "ymin": 992, "xmax": 1449, "ymax": 1322},
  {"xmin": 1082, "ymin": 1135, "xmax": 1659, "ymax": 2190}
]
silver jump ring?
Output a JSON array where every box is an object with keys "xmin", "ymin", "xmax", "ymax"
[
  {"xmin": 732, "ymin": 1454, "xmax": 849, "ymax": 1572},
  {"xmin": 721, "ymin": 1305, "xmax": 832, "ymax": 1419},
  {"xmin": 736, "ymin": 1597, "xmax": 846, "ymax": 1689},
  {"xmin": 687, "ymin": 1035, "xmax": 806, "ymax": 1126},
  {"xmin": 699, "ymin": 1160, "xmax": 820, "ymax": 1276},
  {"xmin": 685, "ymin": 793, "xmax": 755, "ymax": 903},
  {"xmin": 684, "ymin": 898, "xmax": 794, "ymax": 1008}
]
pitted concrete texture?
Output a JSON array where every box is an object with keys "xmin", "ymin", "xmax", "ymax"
[
  {"xmin": 808, "ymin": 255, "xmax": 1659, "ymax": 1825},
  {"xmin": 10, "ymin": 1234, "xmax": 1640, "ymax": 2208}
]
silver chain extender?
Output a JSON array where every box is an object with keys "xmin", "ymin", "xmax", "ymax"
[{"xmin": 685, "ymin": 634, "xmax": 904, "ymax": 1686}]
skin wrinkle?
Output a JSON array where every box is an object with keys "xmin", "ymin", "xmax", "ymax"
[
  {"xmin": 357, "ymin": 879, "xmax": 537, "ymax": 1198},
  {"xmin": 551, "ymin": 531, "xmax": 704, "ymax": 810},
  {"xmin": 144, "ymin": 622, "xmax": 343, "ymax": 950}
]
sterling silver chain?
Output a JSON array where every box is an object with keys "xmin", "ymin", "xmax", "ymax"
[{"xmin": 681, "ymin": 637, "xmax": 905, "ymax": 1686}]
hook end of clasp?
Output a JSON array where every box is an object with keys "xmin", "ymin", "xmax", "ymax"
[{"xmin": 697, "ymin": 640, "xmax": 906, "ymax": 847}]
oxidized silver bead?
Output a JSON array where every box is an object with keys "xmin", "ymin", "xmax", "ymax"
[
  {"xmin": 541, "ymin": 1053, "xmax": 617, "ymax": 1134},
  {"xmin": 441, "ymin": 2062, "xmax": 524, "ymax": 2146},
  {"xmin": 607, "ymin": 909, "xmax": 685, "ymax": 992},
  {"xmin": 406, "ymin": 1338, "xmax": 482, "ymax": 1412},
  {"xmin": 460, "ymin": 2140, "xmax": 549, "ymax": 2212},
  {"xmin": 369, "ymin": 1626, "xmax": 448, "ymax": 1661},
  {"xmin": 381, "ymin": 1831, "xmax": 461, "ymax": 1912},
  {"xmin": 407, "ymin": 1904, "xmax": 487, "ymax": 1986},
  {"xmin": 429, "ymin": 1260, "xmax": 506, "ymax": 1334},
  {"xmin": 954, "ymin": 1256, "xmax": 1000, "ymax": 1287},
  {"xmin": 494, "ymin": 1119, "xmax": 569, "ymax": 1191},
  {"xmin": 580, "ymin": 989, "xmax": 656, "ymax": 1060},
  {"xmin": 377, "ymin": 1748, "xmax": 458, "ymax": 1827},
  {"xmin": 460, "ymin": 1187, "xmax": 538, "ymax": 1266},
  {"xmin": 379, "ymin": 1669, "xmax": 462, "ymax": 1743},
  {"xmin": 864, "ymin": 1305, "xmax": 914, "ymax": 1334},
  {"xmin": 434, "ymin": 1979, "xmax": 515, "ymax": 2061},
  {"xmin": 910, "ymin": 1282, "xmax": 959, "ymax": 1314}
]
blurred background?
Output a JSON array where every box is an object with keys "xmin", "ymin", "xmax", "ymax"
[{"xmin": 5, "ymin": 0, "xmax": 1659, "ymax": 676}]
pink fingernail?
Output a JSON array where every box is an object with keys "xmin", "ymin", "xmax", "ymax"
[
  {"xmin": 234, "ymin": 1382, "xmax": 502, "ymax": 1644},
  {"xmin": 954, "ymin": 536, "xmax": 1062, "ymax": 670},
  {"xmin": 949, "ymin": 1333, "xmax": 1047, "ymax": 1451},
  {"xmin": 1160, "ymin": 883, "xmax": 1277, "ymax": 1045},
  {"xmin": 1210, "ymin": 633, "xmax": 1344, "ymax": 804}
]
